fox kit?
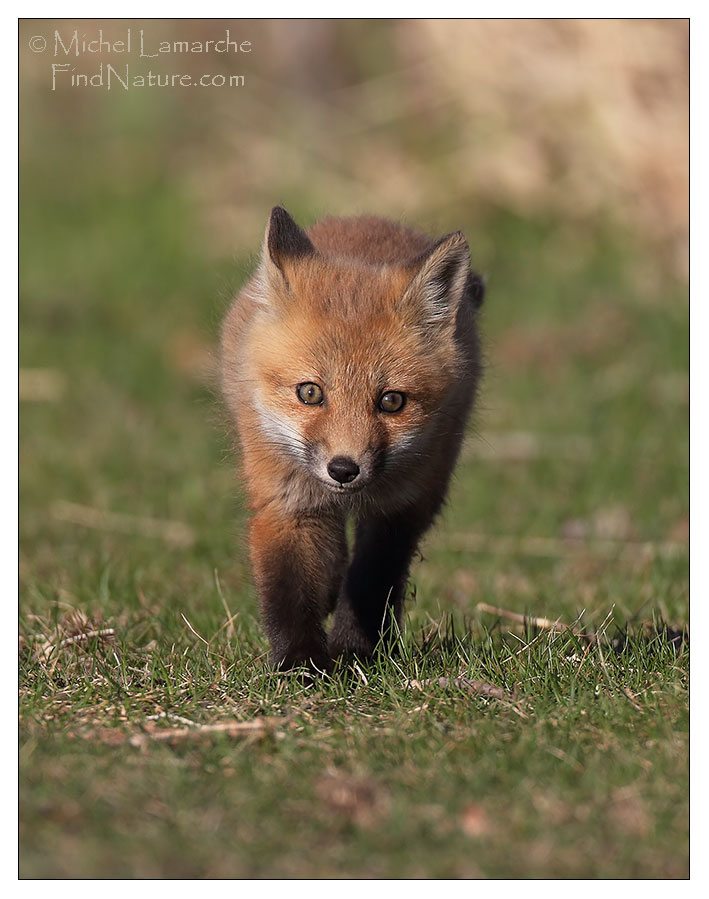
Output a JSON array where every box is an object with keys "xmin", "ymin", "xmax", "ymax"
[{"xmin": 221, "ymin": 207, "xmax": 484, "ymax": 671}]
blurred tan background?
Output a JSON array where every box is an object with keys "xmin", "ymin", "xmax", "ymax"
[{"xmin": 20, "ymin": 19, "xmax": 688, "ymax": 276}]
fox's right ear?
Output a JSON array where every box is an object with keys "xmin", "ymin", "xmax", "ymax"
[
  {"xmin": 255, "ymin": 207, "xmax": 315, "ymax": 302},
  {"xmin": 400, "ymin": 230, "xmax": 472, "ymax": 334}
]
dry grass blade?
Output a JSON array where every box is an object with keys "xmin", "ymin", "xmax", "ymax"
[
  {"xmin": 479, "ymin": 604, "xmax": 601, "ymax": 666},
  {"xmin": 477, "ymin": 602, "xmax": 566, "ymax": 631},
  {"xmin": 127, "ymin": 716, "xmax": 285, "ymax": 748},
  {"xmin": 33, "ymin": 628, "xmax": 116, "ymax": 662},
  {"xmin": 180, "ymin": 612, "xmax": 209, "ymax": 646},
  {"xmin": 352, "ymin": 661, "xmax": 369, "ymax": 686},
  {"xmin": 28, "ymin": 609, "xmax": 116, "ymax": 662},
  {"xmin": 145, "ymin": 711, "xmax": 200, "ymax": 727},
  {"xmin": 406, "ymin": 677, "xmax": 511, "ymax": 701},
  {"xmin": 213, "ymin": 568, "xmax": 236, "ymax": 640},
  {"xmin": 52, "ymin": 500, "xmax": 195, "ymax": 548}
]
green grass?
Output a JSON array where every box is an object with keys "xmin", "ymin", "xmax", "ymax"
[
  {"xmin": 19, "ymin": 96, "xmax": 688, "ymax": 878},
  {"xmin": 20, "ymin": 619, "xmax": 687, "ymax": 878}
]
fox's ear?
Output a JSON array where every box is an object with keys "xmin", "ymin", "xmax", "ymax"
[
  {"xmin": 261, "ymin": 206, "xmax": 315, "ymax": 291},
  {"xmin": 401, "ymin": 231, "xmax": 471, "ymax": 331}
]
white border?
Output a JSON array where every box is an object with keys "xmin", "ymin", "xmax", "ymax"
[{"xmin": 11, "ymin": 8, "xmax": 696, "ymax": 892}]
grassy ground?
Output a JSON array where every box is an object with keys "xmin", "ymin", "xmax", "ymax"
[{"xmin": 19, "ymin": 95, "xmax": 688, "ymax": 878}]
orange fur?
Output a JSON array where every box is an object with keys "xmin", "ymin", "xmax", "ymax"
[{"xmin": 221, "ymin": 207, "xmax": 484, "ymax": 669}]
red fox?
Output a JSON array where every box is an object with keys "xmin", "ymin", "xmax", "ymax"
[{"xmin": 221, "ymin": 207, "xmax": 484, "ymax": 671}]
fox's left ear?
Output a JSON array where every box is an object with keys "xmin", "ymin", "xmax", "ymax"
[
  {"xmin": 401, "ymin": 231, "xmax": 472, "ymax": 331},
  {"xmin": 260, "ymin": 206, "xmax": 315, "ymax": 294}
]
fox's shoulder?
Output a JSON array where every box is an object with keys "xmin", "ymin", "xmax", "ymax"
[{"xmin": 305, "ymin": 215, "xmax": 435, "ymax": 266}]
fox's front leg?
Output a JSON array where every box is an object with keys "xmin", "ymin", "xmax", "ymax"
[
  {"xmin": 329, "ymin": 513, "xmax": 425, "ymax": 661},
  {"xmin": 249, "ymin": 507, "xmax": 347, "ymax": 671}
]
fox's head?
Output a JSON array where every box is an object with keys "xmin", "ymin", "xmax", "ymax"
[{"xmin": 240, "ymin": 207, "xmax": 482, "ymax": 500}]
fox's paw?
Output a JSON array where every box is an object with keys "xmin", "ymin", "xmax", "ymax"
[
  {"xmin": 271, "ymin": 645, "xmax": 331, "ymax": 677},
  {"xmin": 327, "ymin": 629, "xmax": 375, "ymax": 666}
]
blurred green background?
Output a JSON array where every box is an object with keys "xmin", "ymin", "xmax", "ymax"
[{"xmin": 19, "ymin": 19, "xmax": 688, "ymax": 878}]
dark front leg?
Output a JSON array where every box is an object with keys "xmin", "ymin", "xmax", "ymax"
[
  {"xmin": 249, "ymin": 508, "xmax": 347, "ymax": 671},
  {"xmin": 329, "ymin": 514, "xmax": 424, "ymax": 661}
]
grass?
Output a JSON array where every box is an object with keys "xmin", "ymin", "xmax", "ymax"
[
  {"xmin": 19, "ymin": 77, "xmax": 688, "ymax": 878},
  {"xmin": 20, "ymin": 615, "xmax": 687, "ymax": 878}
]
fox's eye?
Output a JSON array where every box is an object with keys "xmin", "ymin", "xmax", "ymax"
[
  {"xmin": 297, "ymin": 382, "xmax": 324, "ymax": 405},
  {"xmin": 379, "ymin": 391, "xmax": 406, "ymax": 413}
]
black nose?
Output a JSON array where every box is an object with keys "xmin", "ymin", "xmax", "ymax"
[{"xmin": 327, "ymin": 456, "xmax": 360, "ymax": 484}]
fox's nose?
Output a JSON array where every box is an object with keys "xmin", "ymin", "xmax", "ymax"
[{"xmin": 327, "ymin": 456, "xmax": 360, "ymax": 484}]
